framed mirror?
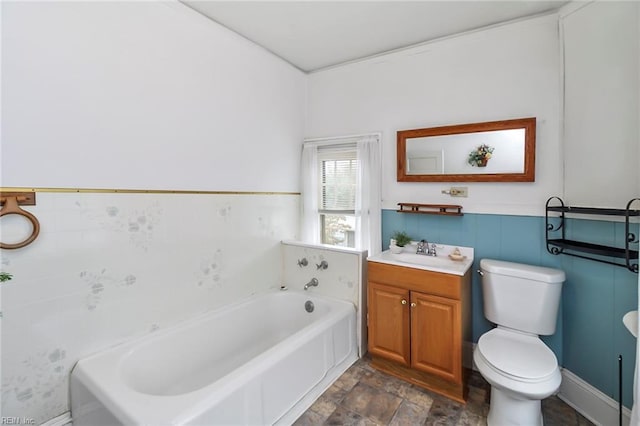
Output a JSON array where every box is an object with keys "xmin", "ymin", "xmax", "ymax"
[{"xmin": 397, "ymin": 117, "xmax": 536, "ymax": 182}]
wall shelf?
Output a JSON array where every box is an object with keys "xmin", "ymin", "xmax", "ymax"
[
  {"xmin": 397, "ymin": 203, "xmax": 463, "ymax": 216},
  {"xmin": 545, "ymin": 196, "xmax": 640, "ymax": 272}
]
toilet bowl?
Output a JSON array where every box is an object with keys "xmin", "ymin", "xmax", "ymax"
[
  {"xmin": 474, "ymin": 328, "xmax": 561, "ymax": 425},
  {"xmin": 476, "ymin": 259, "xmax": 565, "ymax": 426}
]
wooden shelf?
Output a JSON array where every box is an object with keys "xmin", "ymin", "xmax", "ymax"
[{"xmin": 397, "ymin": 203, "xmax": 463, "ymax": 216}]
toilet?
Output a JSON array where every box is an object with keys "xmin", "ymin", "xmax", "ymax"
[{"xmin": 474, "ymin": 259, "xmax": 565, "ymax": 426}]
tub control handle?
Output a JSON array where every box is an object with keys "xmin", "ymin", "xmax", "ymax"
[
  {"xmin": 401, "ymin": 299, "xmax": 407, "ymax": 305},
  {"xmin": 477, "ymin": 269, "xmax": 484, "ymax": 276},
  {"xmin": 304, "ymin": 278, "xmax": 319, "ymax": 290}
]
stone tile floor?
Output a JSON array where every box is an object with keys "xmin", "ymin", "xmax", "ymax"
[{"xmin": 294, "ymin": 356, "xmax": 594, "ymax": 426}]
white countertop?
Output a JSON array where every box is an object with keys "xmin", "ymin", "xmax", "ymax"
[{"xmin": 368, "ymin": 243, "xmax": 474, "ymax": 276}]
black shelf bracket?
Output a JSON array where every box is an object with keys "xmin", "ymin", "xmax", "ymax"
[{"xmin": 545, "ymin": 196, "xmax": 640, "ymax": 273}]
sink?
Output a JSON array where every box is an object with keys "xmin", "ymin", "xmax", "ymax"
[
  {"xmin": 368, "ymin": 243, "xmax": 474, "ymax": 276},
  {"xmin": 623, "ymin": 310, "xmax": 638, "ymax": 338},
  {"xmin": 388, "ymin": 252, "xmax": 451, "ymax": 267}
]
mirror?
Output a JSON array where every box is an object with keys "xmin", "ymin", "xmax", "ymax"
[{"xmin": 397, "ymin": 117, "xmax": 536, "ymax": 182}]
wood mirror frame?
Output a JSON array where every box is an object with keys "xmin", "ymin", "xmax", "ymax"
[{"xmin": 397, "ymin": 117, "xmax": 536, "ymax": 182}]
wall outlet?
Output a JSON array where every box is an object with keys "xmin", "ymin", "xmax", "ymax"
[{"xmin": 449, "ymin": 187, "xmax": 468, "ymax": 197}]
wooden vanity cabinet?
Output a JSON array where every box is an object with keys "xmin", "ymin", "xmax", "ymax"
[
  {"xmin": 367, "ymin": 261, "xmax": 471, "ymax": 403},
  {"xmin": 368, "ymin": 283, "xmax": 411, "ymax": 365}
]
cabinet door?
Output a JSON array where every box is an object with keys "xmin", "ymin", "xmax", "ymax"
[
  {"xmin": 410, "ymin": 292, "xmax": 461, "ymax": 383},
  {"xmin": 368, "ymin": 282, "xmax": 410, "ymax": 365}
]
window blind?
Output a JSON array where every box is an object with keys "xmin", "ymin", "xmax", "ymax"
[{"xmin": 318, "ymin": 146, "xmax": 358, "ymax": 214}]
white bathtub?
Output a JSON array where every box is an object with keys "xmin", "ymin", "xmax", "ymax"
[{"xmin": 70, "ymin": 290, "xmax": 358, "ymax": 425}]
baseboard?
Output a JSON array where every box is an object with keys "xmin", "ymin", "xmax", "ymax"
[
  {"xmin": 557, "ymin": 369, "xmax": 631, "ymax": 426},
  {"xmin": 40, "ymin": 412, "xmax": 72, "ymax": 426}
]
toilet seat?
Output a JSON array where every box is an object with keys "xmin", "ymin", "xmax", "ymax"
[{"xmin": 476, "ymin": 328, "xmax": 557, "ymax": 383}]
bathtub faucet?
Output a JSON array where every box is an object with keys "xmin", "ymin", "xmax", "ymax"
[{"xmin": 304, "ymin": 278, "xmax": 319, "ymax": 290}]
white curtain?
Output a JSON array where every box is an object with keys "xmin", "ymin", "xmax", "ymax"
[
  {"xmin": 355, "ymin": 135, "xmax": 382, "ymax": 256},
  {"xmin": 300, "ymin": 143, "xmax": 320, "ymax": 245}
]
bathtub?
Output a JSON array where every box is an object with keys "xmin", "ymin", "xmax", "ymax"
[{"xmin": 70, "ymin": 290, "xmax": 357, "ymax": 425}]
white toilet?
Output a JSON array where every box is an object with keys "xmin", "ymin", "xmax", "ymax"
[{"xmin": 474, "ymin": 259, "xmax": 565, "ymax": 426}]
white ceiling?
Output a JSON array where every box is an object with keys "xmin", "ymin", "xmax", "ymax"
[{"xmin": 182, "ymin": 1, "xmax": 568, "ymax": 72}]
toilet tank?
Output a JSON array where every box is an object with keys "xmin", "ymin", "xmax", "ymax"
[{"xmin": 480, "ymin": 259, "xmax": 565, "ymax": 335}]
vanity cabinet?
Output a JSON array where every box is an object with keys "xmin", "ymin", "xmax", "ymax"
[{"xmin": 367, "ymin": 261, "xmax": 471, "ymax": 403}]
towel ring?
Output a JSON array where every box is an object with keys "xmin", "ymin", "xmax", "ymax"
[{"xmin": 0, "ymin": 196, "xmax": 40, "ymax": 249}]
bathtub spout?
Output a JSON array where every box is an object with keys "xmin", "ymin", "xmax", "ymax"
[{"xmin": 304, "ymin": 278, "xmax": 319, "ymax": 290}]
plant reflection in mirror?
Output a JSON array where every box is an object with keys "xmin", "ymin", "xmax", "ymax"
[{"xmin": 468, "ymin": 144, "xmax": 494, "ymax": 167}]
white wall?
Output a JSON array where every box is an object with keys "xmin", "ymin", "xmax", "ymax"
[
  {"xmin": 561, "ymin": 1, "xmax": 639, "ymax": 208},
  {"xmin": 307, "ymin": 14, "xmax": 562, "ymax": 216},
  {"xmin": 0, "ymin": 1, "xmax": 306, "ymax": 423},
  {"xmin": 1, "ymin": 1, "xmax": 306, "ymax": 192}
]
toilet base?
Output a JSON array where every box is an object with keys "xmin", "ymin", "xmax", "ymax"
[{"xmin": 488, "ymin": 386, "xmax": 543, "ymax": 426}]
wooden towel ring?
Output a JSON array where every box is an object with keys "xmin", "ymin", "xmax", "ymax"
[{"xmin": 0, "ymin": 195, "xmax": 40, "ymax": 249}]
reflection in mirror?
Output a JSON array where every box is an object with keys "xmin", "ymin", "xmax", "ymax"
[
  {"xmin": 406, "ymin": 129, "xmax": 525, "ymax": 175},
  {"xmin": 406, "ymin": 148, "xmax": 444, "ymax": 174},
  {"xmin": 398, "ymin": 117, "xmax": 536, "ymax": 182}
]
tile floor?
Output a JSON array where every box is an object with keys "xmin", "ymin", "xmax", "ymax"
[{"xmin": 294, "ymin": 357, "xmax": 594, "ymax": 426}]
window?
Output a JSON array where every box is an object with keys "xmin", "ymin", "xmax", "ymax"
[
  {"xmin": 301, "ymin": 134, "xmax": 382, "ymax": 255},
  {"xmin": 318, "ymin": 146, "xmax": 358, "ymax": 247}
]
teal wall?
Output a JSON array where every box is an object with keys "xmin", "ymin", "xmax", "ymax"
[{"xmin": 381, "ymin": 209, "xmax": 638, "ymax": 408}]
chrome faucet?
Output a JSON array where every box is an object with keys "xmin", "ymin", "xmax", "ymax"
[
  {"xmin": 416, "ymin": 239, "xmax": 437, "ymax": 256},
  {"xmin": 304, "ymin": 278, "xmax": 319, "ymax": 290},
  {"xmin": 416, "ymin": 240, "xmax": 428, "ymax": 255}
]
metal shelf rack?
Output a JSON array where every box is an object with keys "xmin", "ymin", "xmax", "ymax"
[{"xmin": 545, "ymin": 196, "xmax": 640, "ymax": 273}]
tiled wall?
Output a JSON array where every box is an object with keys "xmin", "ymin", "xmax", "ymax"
[
  {"xmin": 381, "ymin": 209, "xmax": 638, "ymax": 408},
  {"xmin": 0, "ymin": 192, "xmax": 299, "ymax": 423},
  {"xmin": 281, "ymin": 241, "xmax": 368, "ymax": 354}
]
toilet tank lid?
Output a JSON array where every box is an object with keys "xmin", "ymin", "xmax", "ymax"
[{"xmin": 480, "ymin": 259, "xmax": 565, "ymax": 283}]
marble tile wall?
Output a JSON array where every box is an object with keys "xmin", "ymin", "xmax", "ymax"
[
  {"xmin": 281, "ymin": 241, "xmax": 368, "ymax": 355},
  {"xmin": 0, "ymin": 192, "xmax": 299, "ymax": 423},
  {"xmin": 282, "ymin": 241, "xmax": 365, "ymax": 302}
]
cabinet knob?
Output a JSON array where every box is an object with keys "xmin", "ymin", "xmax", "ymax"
[
  {"xmin": 410, "ymin": 302, "xmax": 417, "ymax": 308},
  {"xmin": 401, "ymin": 299, "xmax": 407, "ymax": 305}
]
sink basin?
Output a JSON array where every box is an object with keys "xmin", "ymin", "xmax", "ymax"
[
  {"xmin": 623, "ymin": 310, "xmax": 638, "ymax": 338},
  {"xmin": 368, "ymin": 243, "xmax": 474, "ymax": 276},
  {"xmin": 388, "ymin": 252, "xmax": 451, "ymax": 267}
]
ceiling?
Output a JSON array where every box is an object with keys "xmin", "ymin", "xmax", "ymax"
[{"xmin": 182, "ymin": 1, "xmax": 568, "ymax": 73}]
